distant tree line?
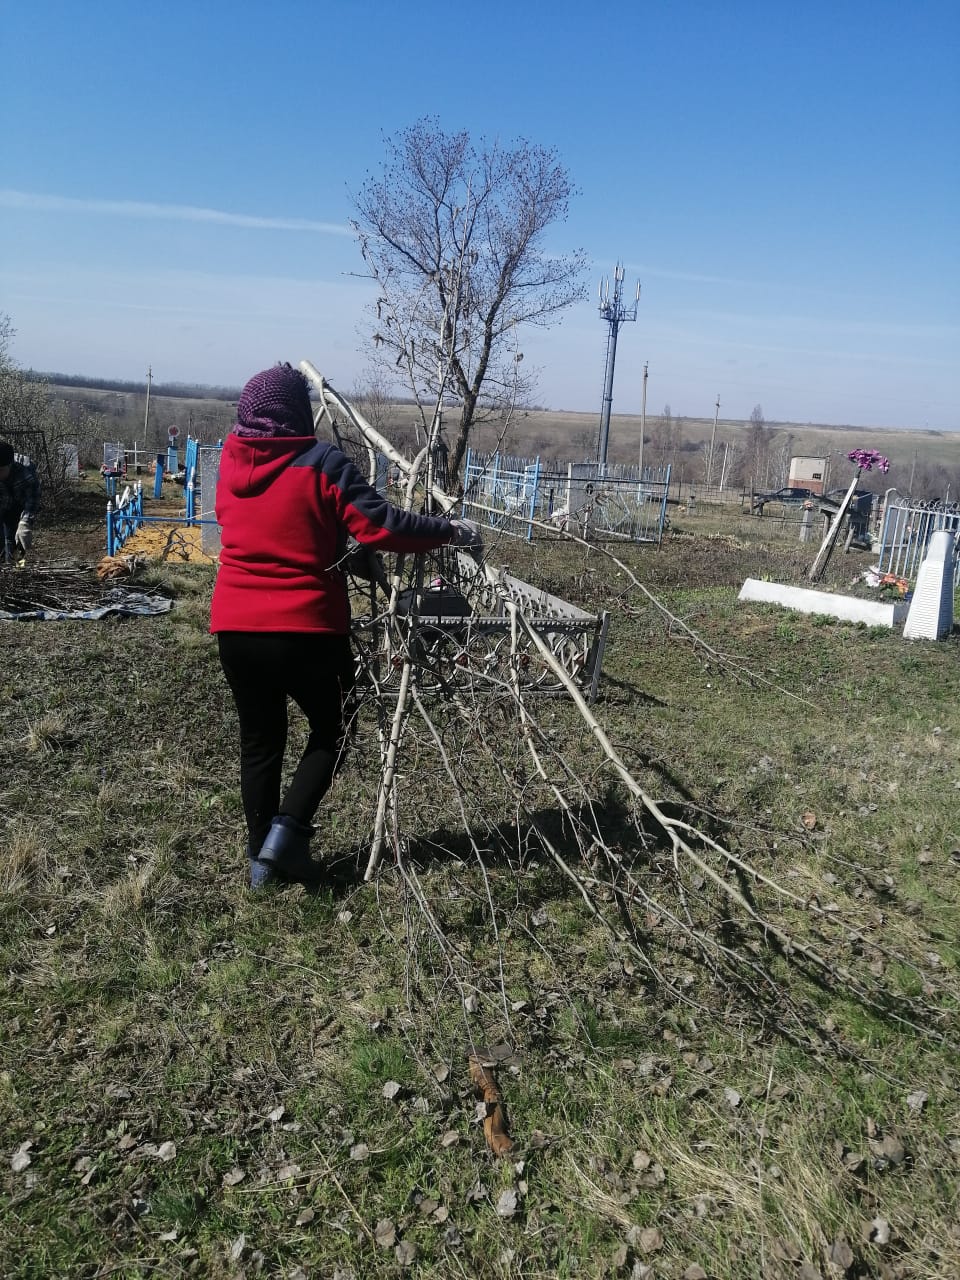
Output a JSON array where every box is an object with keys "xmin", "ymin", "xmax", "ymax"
[
  {"xmin": 5, "ymin": 302, "xmax": 960, "ymax": 504},
  {"xmin": 0, "ymin": 314, "xmax": 241, "ymax": 472},
  {"xmin": 25, "ymin": 370, "xmax": 240, "ymax": 402}
]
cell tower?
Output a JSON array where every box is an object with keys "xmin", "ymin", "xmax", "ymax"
[{"xmin": 595, "ymin": 263, "xmax": 641, "ymax": 467}]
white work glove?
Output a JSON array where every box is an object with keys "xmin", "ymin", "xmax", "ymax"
[
  {"xmin": 15, "ymin": 516, "xmax": 33, "ymax": 552},
  {"xmin": 448, "ymin": 518, "xmax": 483, "ymax": 550}
]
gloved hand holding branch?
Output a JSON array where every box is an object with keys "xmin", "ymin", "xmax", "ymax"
[{"xmin": 448, "ymin": 517, "xmax": 483, "ymax": 550}]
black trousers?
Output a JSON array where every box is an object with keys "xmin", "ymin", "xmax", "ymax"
[{"xmin": 217, "ymin": 631, "xmax": 355, "ymax": 855}]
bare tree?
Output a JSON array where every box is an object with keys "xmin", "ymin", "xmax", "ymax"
[
  {"xmin": 352, "ymin": 118, "xmax": 587, "ymax": 477},
  {"xmin": 745, "ymin": 403, "xmax": 770, "ymax": 488},
  {"xmin": 349, "ymin": 368, "xmax": 393, "ymax": 435},
  {"xmin": 771, "ymin": 431, "xmax": 794, "ymax": 488},
  {"xmin": 650, "ymin": 401, "xmax": 670, "ymax": 468},
  {"xmin": 719, "ymin": 438, "xmax": 742, "ymax": 490},
  {"xmin": 0, "ymin": 313, "xmax": 105, "ymax": 491},
  {"xmin": 0, "ymin": 316, "xmax": 48, "ymax": 441}
]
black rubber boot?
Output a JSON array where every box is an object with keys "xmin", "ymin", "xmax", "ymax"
[
  {"xmin": 257, "ymin": 815, "xmax": 324, "ymax": 885},
  {"xmin": 247, "ymin": 841, "xmax": 275, "ymax": 889}
]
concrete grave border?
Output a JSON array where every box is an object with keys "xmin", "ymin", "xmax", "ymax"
[{"xmin": 738, "ymin": 578, "xmax": 909, "ymax": 628}]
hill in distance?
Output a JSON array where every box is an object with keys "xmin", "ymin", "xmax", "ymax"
[{"xmin": 39, "ymin": 374, "xmax": 960, "ymax": 498}]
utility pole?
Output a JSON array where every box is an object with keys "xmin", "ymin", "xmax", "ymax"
[
  {"xmin": 143, "ymin": 365, "xmax": 153, "ymax": 453},
  {"xmin": 595, "ymin": 263, "xmax": 640, "ymax": 468},
  {"xmin": 909, "ymin": 449, "xmax": 917, "ymax": 497},
  {"xmin": 706, "ymin": 394, "xmax": 720, "ymax": 487},
  {"xmin": 638, "ymin": 361, "xmax": 648, "ymax": 482}
]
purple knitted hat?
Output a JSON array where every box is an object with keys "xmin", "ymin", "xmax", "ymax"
[{"xmin": 233, "ymin": 364, "xmax": 315, "ymax": 439}]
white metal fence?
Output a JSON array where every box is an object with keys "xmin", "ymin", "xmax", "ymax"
[
  {"xmin": 462, "ymin": 450, "xmax": 671, "ymax": 544},
  {"xmin": 198, "ymin": 446, "xmax": 223, "ymax": 556},
  {"xmin": 877, "ymin": 499, "xmax": 960, "ymax": 587}
]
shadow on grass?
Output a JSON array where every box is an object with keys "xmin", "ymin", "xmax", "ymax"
[{"xmin": 316, "ymin": 786, "xmax": 954, "ymax": 1061}]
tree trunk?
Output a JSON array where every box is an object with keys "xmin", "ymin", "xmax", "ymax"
[{"xmin": 449, "ymin": 394, "xmax": 477, "ymax": 479}]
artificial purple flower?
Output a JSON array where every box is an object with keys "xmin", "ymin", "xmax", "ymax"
[{"xmin": 847, "ymin": 448, "xmax": 890, "ymax": 474}]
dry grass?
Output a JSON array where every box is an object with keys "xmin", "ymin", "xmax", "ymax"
[
  {"xmin": 0, "ymin": 504, "xmax": 957, "ymax": 1278},
  {"xmin": 0, "ymin": 826, "xmax": 52, "ymax": 894},
  {"xmin": 22, "ymin": 711, "xmax": 69, "ymax": 755}
]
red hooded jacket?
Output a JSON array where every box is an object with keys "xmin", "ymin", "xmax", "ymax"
[{"xmin": 210, "ymin": 434, "xmax": 453, "ymax": 634}]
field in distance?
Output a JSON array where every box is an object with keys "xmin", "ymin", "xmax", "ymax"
[{"xmin": 46, "ymin": 379, "xmax": 960, "ymax": 493}]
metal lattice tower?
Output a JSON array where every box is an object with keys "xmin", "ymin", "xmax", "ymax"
[{"xmin": 595, "ymin": 263, "xmax": 640, "ymax": 467}]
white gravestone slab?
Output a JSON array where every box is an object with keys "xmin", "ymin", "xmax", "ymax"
[{"xmin": 903, "ymin": 530, "xmax": 956, "ymax": 640}]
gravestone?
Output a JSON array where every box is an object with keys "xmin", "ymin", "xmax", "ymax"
[{"xmin": 903, "ymin": 529, "xmax": 956, "ymax": 640}]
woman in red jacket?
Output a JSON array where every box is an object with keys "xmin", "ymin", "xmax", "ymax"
[{"xmin": 211, "ymin": 363, "xmax": 478, "ymax": 889}]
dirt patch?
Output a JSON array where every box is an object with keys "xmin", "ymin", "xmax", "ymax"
[{"xmin": 117, "ymin": 522, "xmax": 217, "ymax": 564}]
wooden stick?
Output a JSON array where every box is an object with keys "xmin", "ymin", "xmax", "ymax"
[
  {"xmin": 364, "ymin": 644, "xmax": 414, "ymax": 882},
  {"xmin": 299, "ymin": 362, "xmax": 460, "ymax": 516},
  {"xmin": 468, "ymin": 1055, "xmax": 514, "ymax": 1157},
  {"xmin": 809, "ymin": 473, "xmax": 859, "ymax": 581}
]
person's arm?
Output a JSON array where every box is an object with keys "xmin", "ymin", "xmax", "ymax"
[
  {"xmin": 19, "ymin": 461, "xmax": 41, "ymax": 518},
  {"xmin": 317, "ymin": 444, "xmax": 455, "ymax": 552}
]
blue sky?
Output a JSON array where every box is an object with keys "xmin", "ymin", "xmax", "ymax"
[{"xmin": 2, "ymin": 0, "xmax": 957, "ymax": 429}]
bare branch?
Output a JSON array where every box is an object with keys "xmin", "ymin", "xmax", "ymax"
[{"xmin": 351, "ymin": 118, "xmax": 587, "ymax": 477}]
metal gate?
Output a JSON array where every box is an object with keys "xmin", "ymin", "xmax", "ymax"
[
  {"xmin": 877, "ymin": 499, "xmax": 960, "ymax": 587},
  {"xmin": 198, "ymin": 445, "xmax": 223, "ymax": 556}
]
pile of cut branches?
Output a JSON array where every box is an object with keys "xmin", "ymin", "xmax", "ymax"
[
  {"xmin": 304, "ymin": 366, "xmax": 958, "ymax": 1084},
  {"xmin": 0, "ymin": 565, "xmax": 107, "ymax": 614}
]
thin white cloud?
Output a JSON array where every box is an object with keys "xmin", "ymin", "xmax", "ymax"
[
  {"xmin": 0, "ymin": 189, "xmax": 353, "ymax": 236},
  {"xmin": 581, "ymin": 255, "xmax": 755, "ymax": 289},
  {"xmin": 626, "ymin": 262, "xmax": 756, "ymax": 289},
  {"xmin": 670, "ymin": 307, "xmax": 959, "ymax": 347}
]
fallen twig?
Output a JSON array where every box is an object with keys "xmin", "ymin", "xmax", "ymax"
[{"xmin": 468, "ymin": 1054, "xmax": 514, "ymax": 1157}]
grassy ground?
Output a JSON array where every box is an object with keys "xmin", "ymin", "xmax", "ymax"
[{"xmin": 1, "ymin": 491, "xmax": 958, "ymax": 1279}]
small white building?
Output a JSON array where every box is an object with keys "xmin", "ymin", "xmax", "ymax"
[{"xmin": 789, "ymin": 455, "xmax": 827, "ymax": 495}]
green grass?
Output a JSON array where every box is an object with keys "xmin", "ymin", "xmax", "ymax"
[{"xmin": 1, "ymin": 503, "xmax": 958, "ymax": 1278}]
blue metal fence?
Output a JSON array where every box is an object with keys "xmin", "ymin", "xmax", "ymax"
[
  {"xmin": 461, "ymin": 450, "xmax": 542, "ymax": 539},
  {"xmin": 106, "ymin": 484, "xmax": 144, "ymax": 556},
  {"xmin": 104, "ymin": 437, "xmax": 223, "ymax": 555},
  {"xmin": 184, "ymin": 438, "xmax": 199, "ymax": 524}
]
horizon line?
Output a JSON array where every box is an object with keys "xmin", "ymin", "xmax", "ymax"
[{"xmin": 23, "ymin": 369, "xmax": 952, "ymax": 435}]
